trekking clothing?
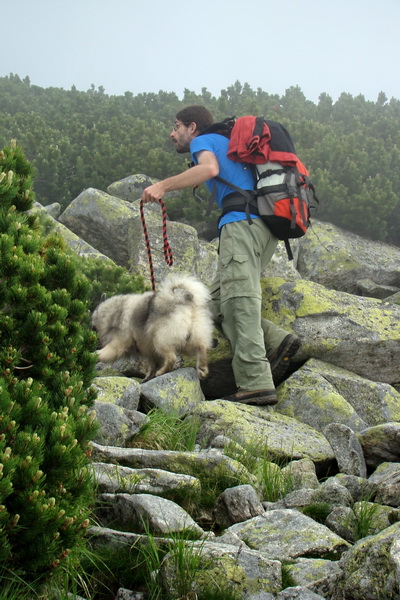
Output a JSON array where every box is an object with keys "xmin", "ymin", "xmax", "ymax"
[
  {"xmin": 222, "ymin": 388, "xmax": 278, "ymax": 406},
  {"xmin": 215, "ymin": 116, "xmax": 318, "ymax": 260},
  {"xmin": 190, "ymin": 133, "xmax": 259, "ymax": 229},
  {"xmin": 227, "ymin": 116, "xmax": 297, "ymax": 164},
  {"xmin": 208, "ymin": 218, "xmax": 291, "ymax": 392},
  {"xmin": 268, "ymin": 334, "xmax": 301, "ymax": 383},
  {"xmin": 190, "ymin": 129, "xmax": 297, "ymax": 395}
]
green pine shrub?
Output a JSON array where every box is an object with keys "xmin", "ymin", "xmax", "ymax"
[
  {"xmin": 76, "ymin": 255, "xmax": 148, "ymax": 312},
  {"xmin": 0, "ymin": 141, "xmax": 99, "ymax": 580}
]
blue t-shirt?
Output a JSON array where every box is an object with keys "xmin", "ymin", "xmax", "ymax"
[{"xmin": 190, "ymin": 133, "xmax": 259, "ymax": 228}]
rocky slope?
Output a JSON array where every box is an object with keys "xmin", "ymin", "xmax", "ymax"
[{"xmin": 36, "ymin": 174, "xmax": 400, "ymax": 599}]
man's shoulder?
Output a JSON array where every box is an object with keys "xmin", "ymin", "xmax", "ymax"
[{"xmin": 191, "ymin": 133, "xmax": 229, "ymax": 151}]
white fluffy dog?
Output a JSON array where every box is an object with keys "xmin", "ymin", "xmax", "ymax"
[{"xmin": 91, "ymin": 274, "xmax": 214, "ymax": 381}]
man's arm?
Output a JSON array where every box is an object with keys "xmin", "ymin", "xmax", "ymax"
[{"xmin": 142, "ymin": 150, "xmax": 219, "ymax": 203}]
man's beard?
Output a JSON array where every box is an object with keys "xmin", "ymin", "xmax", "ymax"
[{"xmin": 175, "ymin": 142, "xmax": 190, "ymax": 154}]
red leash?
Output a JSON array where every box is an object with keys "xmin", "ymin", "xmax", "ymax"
[{"xmin": 140, "ymin": 198, "xmax": 173, "ymax": 291}]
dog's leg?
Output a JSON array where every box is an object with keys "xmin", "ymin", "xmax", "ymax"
[
  {"xmin": 141, "ymin": 359, "xmax": 158, "ymax": 382},
  {"xmin": 97, "ymin": 341, "xmax": 124, "ymax": 363},
  {"xmin": 196, "ymin": 345, "xmax": 209, "ymax": 379},
  {"xmin": 154, "ymin": 352, "xmax": 177, "ymax": 378}
]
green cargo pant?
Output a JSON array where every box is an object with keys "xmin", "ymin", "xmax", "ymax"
[{"xmin": 209, "ymin": 218, "xmax": 290, "ymax": 391}]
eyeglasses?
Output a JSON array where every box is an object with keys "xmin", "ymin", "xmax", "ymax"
[{"xmin": 172, "ymin": 121, "xmax": 184, "ymax": 131}]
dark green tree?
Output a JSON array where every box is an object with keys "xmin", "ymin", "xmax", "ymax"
[
  {"xmin": 1, "ymin": 75, "xmax": 399, "ymax": 245},
  {"xmin": 0, "ymin": 141, "xmax": 98, "ymax": 580}
]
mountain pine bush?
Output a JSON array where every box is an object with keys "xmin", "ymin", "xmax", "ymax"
[
  {"xmin": 0, "ymin": 141, "xmax": 99, "ymax": 579},
  {"xmin": 77, "ymin": 255, "xmax": 148, "ymax": 311}
]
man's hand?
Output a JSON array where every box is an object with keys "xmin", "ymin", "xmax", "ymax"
[
  {"xmin": 142, "ymin": 181, "xmax": 166, "ymax": 204},
  {"xmin": 141, "ymin": 150, "xmax": 219, "ymax": 204}
]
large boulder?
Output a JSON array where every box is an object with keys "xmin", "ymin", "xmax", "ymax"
[
  {"xmin": 159, "ymin": 539, "xmax": 282, "ymax": 598},
  {"xmin": 291, "ymin": 360, "xmax": 400, "ymax": 427},
  {"xmin": 297, "ymin": 220, "xmax": 400, "ymax": 297},
  {"xmin": 140, "ymin": 367, "xmax": 206, "ymax": 415},
  {"xmin": 189, "ymin": 400, "xmax": 335, "ymax": 470},
  {"xmin": 262, "ymin": 277, "xmax": 400, "ymax": 384},
  {"xmin": 333, "ymin": 522, "xmax": 400, "ymax": 599},
  {"xmin": 107, "ymin": 174, "xmax": 158, "ymax": 200},
  {"xmin": 357, "ymin": 423, "xmax": 400, "ymax": 469},
  {"xmin": 275, "ymin": 361, "xmax": 368, "ymax": 434},
  {"xmin": 90, "ymin": 442, "xmax": 259, "ymax": 488},
  {"xmin": 59, "ymin": 188, "xmax": 139, "ymax": 267},
  {"xmin": 59, "ymin": 187, "xmax": 218, "ymax": 285},
  {"xmin": 227, "ymin": 509, "xmax": 350, "ymax": 561},
  {"xmin": 92, "ymin": 462, "xmax": 201, "ymax": 498},
  {"xmin": 32, "ymin": 203, "xmax": 112, "ymax": 261},
  {"xmin": 95, "ymin": 492, "xmax": 204, "ymax": 537}
]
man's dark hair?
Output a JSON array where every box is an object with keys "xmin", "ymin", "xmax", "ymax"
[{"xmin": 175, "ymin": 105, "xmax": 214, "ymax": 133}]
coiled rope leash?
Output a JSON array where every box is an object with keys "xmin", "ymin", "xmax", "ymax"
[{"xmin": 139, "ymin": 198, "xmax": 173, "ymax": 291}]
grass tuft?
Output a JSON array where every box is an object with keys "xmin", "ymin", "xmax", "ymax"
[
  {"xmin": 224, "ymin": 436, "xmax": 295, "ymax": 502},
  {"xmin": 129, "ymin": 408, "xmax": 200, "ymax": 451}
]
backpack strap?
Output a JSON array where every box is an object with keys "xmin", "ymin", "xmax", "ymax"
[
  {"xmin": 197, "ymin": 117, "xmax": 236, "ymax": 138},
  {"xmin": 214, "ymin": 175, "xmax": 258, "ymax": 224},
  {"xmin": 284, "ymin": 239, "xmax": 294, "ymax": 261}
]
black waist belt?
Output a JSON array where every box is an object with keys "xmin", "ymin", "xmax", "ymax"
[{"xmin": 221, "ymin": 191, "xmax": 259, "ymax": 219}]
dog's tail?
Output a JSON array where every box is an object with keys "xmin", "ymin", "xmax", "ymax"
[{"xmin": 157, "ymin": 274, "xmax": 211, "ymax": 306}]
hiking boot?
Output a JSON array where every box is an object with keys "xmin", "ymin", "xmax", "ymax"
[
  {"xmin": 268, "ymin": 334, "xmax": 301, "ymax": 383},
  {"xmin": 222, "ymin": 388, "xmax": 278, "ymax": 406}
]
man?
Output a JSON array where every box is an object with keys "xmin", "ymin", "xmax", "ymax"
[{"xmin": 142, "ymin": 105, "xmax": 300, "ymax": 405}]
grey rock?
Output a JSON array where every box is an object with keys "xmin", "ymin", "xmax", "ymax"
[
  {"xmin": 276, "ymin": 364, "xmax": 368, "ymax": 434},
  {"xmin": 140, "ymin": 367, "xmax": 205, "ymax": 415},
  {"xmin": 358, "ymin": 423, "xmax": 400, "ymax": 468},
  {"xmin": 325, "ymin": 506, "xmax": 357, "ymax": 542},
  {"xmin": 300, "ymin": 359, "xmax": 400, "ymax": 426},
  {"xmin": 90, "ymin": 441, "xmax": 259, "ymax": 488},
  {"xmin": 208, "ymin": 434, "xmax": 233, "ymax": 448},
  {"xmin": 311, "ymin": 478, "xmax": 353, "ymax": 508},
  {"xmin": 262, "ymin": 277, "xmax": 400, "ymax": 385},
  {"xmin": 43, "ymin": 201, "xmax": 61, "ymax": 219},
  {"xmin": 276, "ymin": 586, "xmax": 329, "ymax": 599},
  {"xmin": 332, "ymin": 473, "xmax": 376, "ymax": 503},
  {"xmin": 215, "ymin": 530, "xmax": 250, "ymax": 547},
  {"xmin": 323, "ymin": 423, "xmax": 367, "ymax": 477},
  {"xmin": 92, "ymin": 376, "xmax": 141, "ymax": 411},
  {"xmin": 190, "ymin": 400, "xmax": 335, "ymax": 468},
  {"xmin": 96, "ymin": 493, "xmax": 204, "ymax": 537},
  {"xmin": 297, "ymin": 219, "xmax": 400, "ymax": 296},
  {"xmin": 107, "ymin": 174, "xmax": 158, "ymax": 201},
  {"xmin": 215, "ymin": 484, "xmax": 264, "ymax": 528},
  {"xmin": 32, "ymin": 202, "xmax": 113, "ymax": 260},
  {"xmin": 59, "ymin": 188, "xmax": 139, "ymax": 268},
  {"xmin": 59, "ymin": 187, "xmax": 218, "ymax": 285},
  {"xmin": 92, "ymin": 462, "xmax": 201, "ymax": 498},
  {"xmin": 385, "ymin": 290, "xmax": 400, "ymax": 305},
  {"xmin": 335, "ymin": 522, "xmax": 400, "ymax": 599},
  {"xmin": 246, "ymin": 593, "xmax": 275, "ymax": 600},
  {"xmin": 92, "ymin": 401, "xmax": 145, "ymax": 446},
  {"xmin": 114, "ymin": 589, "xmax": 144, "ymax": 600},
  {"xmin": 281, "ymin": 458, "xmax": 320, "ymax": 491},
  {"xmin": 353, "ymin": 501, "xmax": 398, "ymax": 535},
  {"xmin": 261, "ymin": 239, "xmax": 302, "ymax": 281},
  {"xmin": 369, "ymin": 462, "xmax": 400, "ymax": 507},
  {"xmin": 88, "ymin": 525, "xmax": 173, "ymax": 552},
  {"xmin": 283, "ymin": 488, "xmax": 318, "ymax": 509},
  {"xmin": 284, "ymin": 557, "xmax": 343, "ymax": 596},
  {"xmin": 159, "ymin": 540, "xmax": 282, "ymax": 597},
  {"xmin": 227, "ymin": 509, "xmax": 350, "ymax": 561},
  {"xmin": 356, "ymin": 277, "xmax": 399, "ymax": 299}
]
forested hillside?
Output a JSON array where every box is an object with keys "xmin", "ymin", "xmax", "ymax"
[{"xmin": 1, "ymin": 74, "xmax": 399, "ymax": 245}]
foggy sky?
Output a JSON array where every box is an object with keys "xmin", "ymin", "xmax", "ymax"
[{"xmin": 3, "ymin": 0, "xmax": 400, "ymax": 103}]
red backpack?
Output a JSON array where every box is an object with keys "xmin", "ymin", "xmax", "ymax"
[{"xmin": 208, "ymin": 116, "xmax": 319, "ymax": 260}]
